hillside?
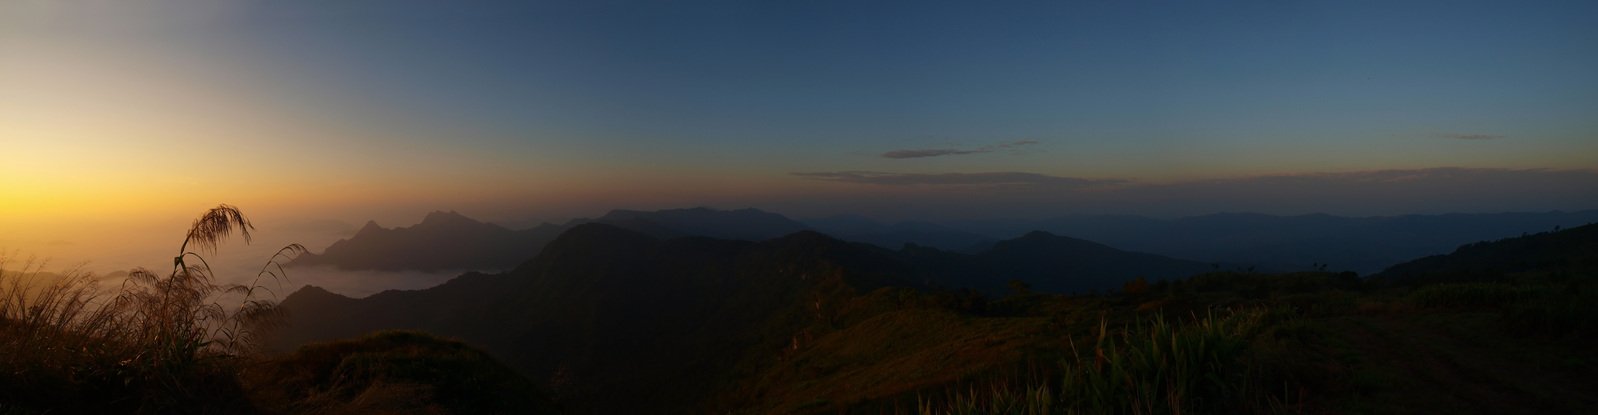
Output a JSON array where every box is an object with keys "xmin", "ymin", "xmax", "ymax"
[
  {"xmin": 267, "ymin": 218, "xmax": 1598, "ymax": 413},
  {"xmin": 247, "ymin": 331, "xmax": 556, "ymax": 414},
  {"xmin": 271, "ymin": 223, "xmax": 1222, "ymax": 412},
  {"xmin": 1373, "ymin": 222, "xmax": 1598, "ymax": 284},
  {"xmin": 275, "ymin": 224, "xmax": 922, "ymax": 412}
]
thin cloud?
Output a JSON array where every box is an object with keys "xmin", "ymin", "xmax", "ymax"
[
  {"xmin": 1437, "ymin": 133, "xmax": 1505, "ymax": 140},
  {"xmin": 780, "ymin": 167, "xmax": 1598, "ymax": 219},
  {"xmin": 1111, "ymin": 167, "xmax": 1598, "ymax": 216},
  {"xmin": 880, "ymin": 140, "xmax": 1040, "ymax": 159},
  {"xmin": 882, "ymin": 149, "xmax": 982, "ymax": 159},
  {"xmin": 793, "ymin": 171, "xmax": 1124, "ymax": 188}
]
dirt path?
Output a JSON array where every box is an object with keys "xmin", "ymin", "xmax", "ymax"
[{"xmin": 1322, "ymin": 312, "xmax": 1597, "ymax": 414}]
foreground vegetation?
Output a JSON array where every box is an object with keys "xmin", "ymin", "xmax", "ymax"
[
  {"xmin": 1, "ymin": 205, "xmax": 295, "ymax": 413},
  {"xmin": 901, "ymin": 271, "xmax": 1597, "ymax": 414},
  {"xmin": 4, "ymin": 207, "xmax": 1593, "ymax": 413},
  {"xmin": 0, "ymin": 205, "xmax": 546, "ymax": 414}
]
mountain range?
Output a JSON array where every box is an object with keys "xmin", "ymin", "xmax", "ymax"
[
  {"xmin": 271, "ymin": 223, "xmax": 1214, "ymax": 411},
  {"xmin": 287, "ymin": 210, "xmax": 564, "ymax": 272},
  {"xmin": 291, "ymin": 208, "xmax": 1598, "ymax": 276},
  {"xmin": 947, "ymin": 210, "xmax": 1598, "ymax": 273},
  {"xmin": 287, "ymin": 207, "xmax": 809, "ymax": 272},
  {"xmin": 269, "ymin": 214, "xmax": 1598, "ymax": 413},
  {"xmin": 276, "ymin": 224, "xmax": 917, "ymax": 412},
  {"xmin": 803, "ymin": 214, "xmax": 995, "ymax": 252}
]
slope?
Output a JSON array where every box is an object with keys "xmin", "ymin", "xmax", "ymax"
[
  {"xmin": 1373, "ymin": 221, "xmax": 1598, "ymax": 283},
  {"xmin": 274, "ymin": 224, "xmax": 921, "ymax": 413}
]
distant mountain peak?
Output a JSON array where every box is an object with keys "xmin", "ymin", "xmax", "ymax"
[
  {"xmin": 1019, "ymin": 230, "xmax": 1058, "ymax": 239},
  {"xmin": 354, "ymin": 220, "xmax": 385, "ymax": 235},
  {"xmin": 282, "ymin": 284, "xmax": 352, "ymax": 302},
  {"xmin": 421, "ymin": 210, "xmax": 477, "ymax": 225},
  {"xmin": 988, "ymin": 231, "xmax": 1108, "ymax": 254}
]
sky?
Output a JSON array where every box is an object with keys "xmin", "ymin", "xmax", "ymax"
[{"xmin": 3, "ymin": 0, "xmax": 1597, "ymax": 272}]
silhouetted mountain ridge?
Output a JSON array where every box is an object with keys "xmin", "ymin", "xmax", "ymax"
[
  {"xmin": 1373, "ymin": 222, "xmax": 1598, "ymax": 283},
  {"xmin": 288, "ymin": 211, "xmax": 562, "ymax": 272},
  {"xmin": 293, "ymin": 207, "xmax": 817, "ymax": 272},
  {"xmin": 579, "ymin": 207, "xmax": 811, "ymax": 240},
  {"xmin": 950, "ymin": 210, "xmax": 1598, "ymax": 273},
  {"xmin": 804, "ymin": 214, "xmax": 996, "ymax": 252},
  {"xmin": 936, "ymin": 231, "xmax": 1214, "ymax": 294},
  {"xmin": 277, "ymin": 223, "xmax": 924, "ymax": 412}
]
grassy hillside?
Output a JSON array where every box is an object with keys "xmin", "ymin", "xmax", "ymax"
[
  {"xmin": 1373, "ymin": 222, "xmax": 1598, "ymax": 284},
  {"xmin": 246, "ymin": 330, "xmax": 553, "ymax": 414}
]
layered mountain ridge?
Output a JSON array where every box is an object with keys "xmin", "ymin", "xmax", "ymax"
[{"xmin": 291, "ymin": 208, "xmax": 1598, "ymax": 275}]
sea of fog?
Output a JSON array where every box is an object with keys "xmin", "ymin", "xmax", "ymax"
[{"xmin": 2, "ymin": 222, "xmax": 479, "ymax": 300}]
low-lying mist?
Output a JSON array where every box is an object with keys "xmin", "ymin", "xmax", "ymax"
[{"xmin": 277, "ymin": 265, "xmax": 467, "ymax": 298}]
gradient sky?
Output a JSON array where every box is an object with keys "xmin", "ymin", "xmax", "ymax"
[{"xmin": 4, "ymin": 1, "xmax": 1598, "ymax": 271}]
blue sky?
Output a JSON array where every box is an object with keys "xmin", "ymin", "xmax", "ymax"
[
  {"xmin": 219, "ymin": 0, "xmax": 1598, "ymax": 173},
  {"xmin": 3, "ymin": 0, "xmax": 1596, "ymax": 228}
]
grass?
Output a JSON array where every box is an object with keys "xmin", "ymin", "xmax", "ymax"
[
  {"xmin": 0, "ymin": 205, "xmax": 307, "ymax": 413},
  {"xmin": 915, "ymin": 308, "xmax": 1287, "ymax": 415},
  {"xmin": 1057, "ymin": 309, "xmax": 1272, "ymax": 414},
  {"xmin": 905, "ymin": 270, "xmax": 1598, "ymax": 415},
  {"xmin": 1, "ymin": 204, "xmax": 553, "ymax": 414}
]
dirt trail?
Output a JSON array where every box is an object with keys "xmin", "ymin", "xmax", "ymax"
[{"xmin": 1324, "ymin": 313, "xmax": 1597, "ymax": 414}]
